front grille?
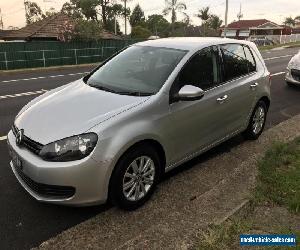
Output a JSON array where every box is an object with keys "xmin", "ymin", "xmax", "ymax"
[
  {"xmin": 14, "ymin": 162, "xmax": 75, "ymax": 199},
  {"xmin": 291, "ymin": 69, "xmax": 300, "ymax": 82},
  {"xmin": 12, "ymin": 125, "xmax": 43, "ymax": 155}
]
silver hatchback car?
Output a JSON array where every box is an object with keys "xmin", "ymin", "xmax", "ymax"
[{"xmin": 7, "ymin": 38, "xmax": 271, "ymax": 210}]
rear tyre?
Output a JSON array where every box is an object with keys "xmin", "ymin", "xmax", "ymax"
[
  {"xmin": 109, "ymin": 144, "xmax": 161, "ymax": 210},
  {"xmin": 243, "ymin": 100, "xmax": 267, "ymax": 140}
]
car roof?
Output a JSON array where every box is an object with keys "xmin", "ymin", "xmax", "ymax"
[{"xmin": 135, "ymin": 37, "xmax": 253, "ymax": 51}]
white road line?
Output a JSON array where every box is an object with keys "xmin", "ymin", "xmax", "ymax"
[
  {"xmin": 0, "ymin": 136, "xmax": 7, "ymax": 141},
  {"xmin": 0, "ymin": 89, "xmax": 48, "ymax": 100},
  {"xmin": 271, "ymin": 72, "xmax": 286, "ymax": 76},
  {"xmin": 264, "ymin": 55, "xmax": 293, "ymax": 61},
  {"xmin": 0, "ymin": 72, "xmax": 89, "ymax": 84}
]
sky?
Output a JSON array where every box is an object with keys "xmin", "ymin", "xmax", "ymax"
[{"xmin": 0, "ymin": 0, "xmax": 299, "ymax": 30}]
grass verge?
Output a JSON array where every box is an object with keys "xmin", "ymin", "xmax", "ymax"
[
  {"xmin": 197, "ymin": 137, "xmax": 300, "ymax": 250},
  {"xmin": 255, "ymin": 138, "xmax": 300, "ymax": 213}
]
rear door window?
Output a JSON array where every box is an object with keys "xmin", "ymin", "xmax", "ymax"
[
  {"xmin": 220, "ymin": 44, "xmax": 249, "ymax": 82},
  {"xmin": 243, "ymin": 46, "xmax": 256, "ymax": 72}
]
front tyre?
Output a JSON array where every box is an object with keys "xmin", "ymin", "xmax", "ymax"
[
  {"xmin": 243, "ymin": 100, "xmax": 267, "ymax": 140},
  {"xmin": 109, "ymin": 145, "xmax": 160, "ymax": 210}
]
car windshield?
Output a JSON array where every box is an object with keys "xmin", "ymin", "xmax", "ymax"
[{"xmin": 86, "ymin": 45, "xmax": 187, "ymax": 96}]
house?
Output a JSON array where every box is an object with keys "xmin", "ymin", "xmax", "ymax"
[
  {"xmin": 1, "ymin": 13, "xmax": 121, "ymax": 41},
  {"xmin": 220, "ymin": 19, "xmax": 291, "ymax": 39}
]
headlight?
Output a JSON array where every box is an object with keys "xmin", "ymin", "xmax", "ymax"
[{"xmin": 39, "ymin": 133, "xmax": 98, "ymax": 162}]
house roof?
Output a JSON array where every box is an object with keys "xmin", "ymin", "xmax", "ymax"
[
  {"xmin": 224, "ymin": 19, "xmax": 275, "ymax": 29},
  {"xmin": 2, "ymin": 13, "xmax": 121, "ymax": 41},
  {"xmin": 3, "ymin": 13, "xmax": 73, "ymax": 40},
  {"xmin": 0, "ymin": 30, "xmax": 12, "ymax": 39}
]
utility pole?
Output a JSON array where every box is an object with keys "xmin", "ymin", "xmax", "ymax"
[
  {"xmin": 124, "ymin": 0, "xmax": 127, "ymax": 36},
  {"xmin": 224, "ymin": 0, "xmax": 228, "ymax": 38},
  {"xmin": 0, "ymin": 8, "xmax": 3, "ymax": 30},
  {"xmin": 237, "ymin": 3, "xmax": 243, "ymax": 21},
  {"xmin": 24, "ymin": 0, "xmax": 27, "ymax": 24},
  {"xmin": 114, "ymin": 16, "xmax": 117, "ymax": 35}
]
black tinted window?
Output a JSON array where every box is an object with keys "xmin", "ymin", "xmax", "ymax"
[
  {"xmin": 243, "ymin": 46, "xmax": 256, "ymax": 72},
  {"xmin": 178, "ymin": 47, "xmax": 219, "ymax": 91},
  {"xmin": 220, "ymin": 44, "xmax": 249, "ymax": 81}
]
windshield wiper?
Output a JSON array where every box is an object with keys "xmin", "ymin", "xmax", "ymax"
[
  {"xmin": 115, "ymin": 91, "xmax": 154, "ymax": 96},
  {"xmin": 88, "ymin": 84, "xmax": 154, "ymax": 96},
  {"xmin": 88, "ymin": 84, "xmax": 118, "ymax": 94}
]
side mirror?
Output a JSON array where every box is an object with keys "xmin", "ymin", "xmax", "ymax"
[{"xmin": 174, "ymin": 85, "xmax": 205, "ymax": 102}]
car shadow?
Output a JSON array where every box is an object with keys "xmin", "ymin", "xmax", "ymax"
[{"xmin": 162, "ymin": 134, "xmax": 245, "ymax": 181}]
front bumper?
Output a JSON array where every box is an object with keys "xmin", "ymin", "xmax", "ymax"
[
  {"xmin": 286, "ymin": 68, "xmax": 300, "ymax": 85},
  {"xmin": 7, "ymin": 131, "xmax": 112, "ymax": 206}
]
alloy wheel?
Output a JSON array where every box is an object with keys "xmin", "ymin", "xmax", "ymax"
[{"xmin": 122, "ymin": 156, "xmax": 155, "ymax": 202}]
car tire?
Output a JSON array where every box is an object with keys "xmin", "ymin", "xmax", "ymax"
[
  {"xmin": 109, "ymin": 144, "xmax": 161, "ymax": 210},
  {"xmin": 286, "ymin": 81, "xmax": 294, "ymax": 87},
  {"xmin": 243, "ymin": 100, "xmax": 268, "ymax": 140}
]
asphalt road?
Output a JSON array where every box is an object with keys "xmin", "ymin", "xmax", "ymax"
[{"xmin": 0, "ymin": 47, "xmax": 300, "ymax": 250}]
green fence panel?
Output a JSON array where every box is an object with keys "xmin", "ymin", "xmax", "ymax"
[{"xmin": 0, "ymin": 39, "xmax": 142, "ymax": 70}]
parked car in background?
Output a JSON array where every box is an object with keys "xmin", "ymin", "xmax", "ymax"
[
  {"xmin": 286, "ymin": 51, "xmax": 300, "ymax": 86},
  {"xmin": 250, "ymin": 37, "xmax": 274, "ymax": 47},
  {"xmin": 7, "ymin": 38, "xmax": 271, "ymax": 210}
]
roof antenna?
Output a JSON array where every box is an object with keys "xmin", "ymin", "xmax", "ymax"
[{"xmin": 237, "ymin": 3, "xmax": 243, "ymax": 21}]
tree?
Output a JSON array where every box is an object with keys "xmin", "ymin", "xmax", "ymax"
[
  {"xmin": 146, "ymin": 14, "xmax": 170, "ymax": 37},
  {"xmin": 163, "ymin": 0, "xmax": 187, "ymax": 34},
  {"xmin": 72, "ymin": 19, "xmax": 103, "ymax": 40},
  {"xmin": 71, "ymin": 0, "xmax": 99, "ymax": 21},
  {"xmin": 295, "ymin": 16, "xmax": 300, "ymax": 22},
  {"xmin": 197, "ymin": 7, "xmax": 210, "ymax": 35},
  {"xmin": 207, "ymin": 15, "xmax": 223, "ymax": 31},
  {"xmin": 284, "ymin": 16, "xmax": 296, "ymax": 27},
  {"xmin": 106, "ymin": 3, "xmax": 125, "ymax": 34},
  {"xmin": 24, "ymin": 1, "xmax": 43, "ymax": 24},
  {"xmin": 131, "ymin": 25, "xmax": 151, "ymax": 39},
  {"xmin": 61, "ymin": 2, "xmax": 83, "ymax": 19},
  {"xmin": 44, "ymin": 7, "xmax": 57, "ymax": 18},
  {"xmin": 129, "ymin": 4, "xmax": 145, "ymax": 27}
]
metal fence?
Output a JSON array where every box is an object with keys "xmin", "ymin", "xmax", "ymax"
[
  {"xmin": 248, "ymin": 34, "xmax": 300, "ymax": 46},
  {"xmin": 0, "ymin": 40, "xmax": 142, "ymax": 71}
]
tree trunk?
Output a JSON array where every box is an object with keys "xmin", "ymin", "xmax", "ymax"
[{"xmin": 102, "ymin": 5, "xmax": 107, "ymax": 29}]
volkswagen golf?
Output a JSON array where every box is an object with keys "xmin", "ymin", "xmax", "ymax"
[{"xmin": 7, "ymin": 38, "xmax": 271, "ymax": 210}]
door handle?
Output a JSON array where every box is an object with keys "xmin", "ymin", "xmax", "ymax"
[
  {"xmin": 217, "ymin": 95, "xmax": 228, "ymax": 104},
  {"xmin": 250, "ymin": 83, "xmax": 258, "ymax": 89}
]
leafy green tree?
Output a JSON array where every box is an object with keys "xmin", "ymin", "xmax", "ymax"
[
  {"xmin": 131, "ymin": 25, "xmax": 151, "ymax": 39},
  {"xmin": 71, "ymin": 0, "xmax": 99, "ymax": 21},
  {"xmin": 61, "ymin": 2, "xmax": 83, "ymax": 19},
  {"xmin": 207, "ymin": 15, "xmax": 223, "ymax": 31},
  {"xmin": 284, "ymin": 16, "xmax": 296, "ymax": 27},
  {"xmin": 44, "ymin": 7, "xmax": 57, "ymax": 17},
  {"xmin": 146, "ymin": 14, "xmax": 170, "ymax": 37},
  {"xmin": 106, "ymin": 3, "xmax": 125, "ymax": 34},
  {"xmin": 197, "ymin": 7, "xmax": 210, "ymax": 35},
  {"xmin": 129, "ymin": 4, "xmax": 145, "ymax": 27},
  {"xmin": 163, "ymin": 0, "xmax": 187, "ymax": 34},
  {"xmin": 24, "ymin": 1, "xmax": 43, "ymax": 24},
  {"xmin": 72, "ymin": 19, "xmax": 103, "ymax": 40}
]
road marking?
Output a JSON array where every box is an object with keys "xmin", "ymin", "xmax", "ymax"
[
  {"xmin": 271, "ymin": 72, "xmax": 285, "ymax": 76},
  {"xmin": 0, "ymin": 89, "xmax": 48, "ymax": 100},
  {"xmin": 0, "ymin": 136, "xmax": 7, "ymax": 141},
  {"xmin": 264, "ymin": 55, "xmax": 293, "ymax": 61},
  {"xmin": 0, "ymin": 72, "xmax": 89, "ymax": 84}
]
